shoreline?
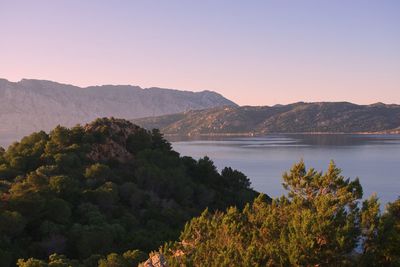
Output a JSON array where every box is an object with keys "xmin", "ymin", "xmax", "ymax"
[{"xmin": 164, "ymin": 131, "xmax": 400, "ymax": 137}]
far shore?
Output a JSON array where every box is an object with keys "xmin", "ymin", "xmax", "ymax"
[{"xmin": 163, "ymin": 131, "xmax": 400, "ymax": 138}]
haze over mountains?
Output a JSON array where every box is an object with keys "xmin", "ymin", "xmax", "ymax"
[
  {"xmin": 133, "ymin": 102, "xmax": 400, "ymax": 136},
  {"xmin": 0, "ymin": 78, "xmax": 236, "ymax": 145}
]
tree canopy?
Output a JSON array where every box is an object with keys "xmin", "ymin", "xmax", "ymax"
[{"xmin": 0, "ymin": 118, "xmax": 256, "ymax": 266}]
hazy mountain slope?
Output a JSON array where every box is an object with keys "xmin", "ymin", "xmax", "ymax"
[
  {"xmin": 0, "ymin": 78, "xmax": 236, "ymax": 144},
  {"xmin": 132, "ymin": 102, "xmax": 400, "ymax": 135}
]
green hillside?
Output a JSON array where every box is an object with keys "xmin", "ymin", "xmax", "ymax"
[{"xmin": 0, "ymin": 118, "xmax": 257, "ymax": 266}]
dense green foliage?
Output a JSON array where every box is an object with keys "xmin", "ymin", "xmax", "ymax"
[
  {"xmin": 0, "ymin": 118, "xmax": 256, "ymax": 266},
  {"xmin": 163, "ymin": 161, "xmax": 400, "ymax": 266},
  {"xmin": 16, "ymin": 250, "xmax": 147, "ymax": 267},
  {"xmin": 2, "ymin": 117, "xmax": 399, "ymax": 266},
  {"xmin": 133, "ymin": 102, "xmax": 400, "ymax": 135}
]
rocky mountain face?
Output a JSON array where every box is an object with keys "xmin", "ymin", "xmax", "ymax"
[
  {"xmin": 0, "ymin": 78, "xmax": 236, "ymax": 146},
  {"xmin": 133, "ymin": 102, "xmax": 400, "ymax": 135}
]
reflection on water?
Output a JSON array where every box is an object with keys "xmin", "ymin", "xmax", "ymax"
[
  {"xmin": 169, "ymin": 134, "xmax": 400, "ymax": 146},
  {"xmin": 171, "ymin": 134, "xmax": 400, "ymax": 205}
]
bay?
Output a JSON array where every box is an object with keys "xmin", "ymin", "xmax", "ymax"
[{"xmin": 171, "ymin": 134, "xmax": 400, "ymax": 205}]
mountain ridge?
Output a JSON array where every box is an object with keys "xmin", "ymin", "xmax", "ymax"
[
  {"xmin": 0, "ymin": 78, "xmax": 236, "ymax": 145},
  {"xmin": 132, "ymin": 102, "xmax": 400, "ymax": 136}
]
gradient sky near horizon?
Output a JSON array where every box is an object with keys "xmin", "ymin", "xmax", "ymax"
[{"xmin": 0, "ymin": 1, "xmax": 399, "ymax": 105}]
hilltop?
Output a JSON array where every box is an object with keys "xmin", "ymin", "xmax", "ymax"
[
  {"xmin": 133, "ymin": 102, "xmax": 400, "ymax": 136},
  {"xmin": 0, "ymin": 118, "xmax": 256, "ymax": 266}
]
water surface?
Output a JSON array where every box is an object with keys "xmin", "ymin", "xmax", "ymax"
[{"xmin": 171, "ymin": 134, "xmax": 400, "ymax": 205}]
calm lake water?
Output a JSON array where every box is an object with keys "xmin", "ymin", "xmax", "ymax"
[{"xmin": 171, "ymin": 134, "xmax": 400, "ymax": 206}]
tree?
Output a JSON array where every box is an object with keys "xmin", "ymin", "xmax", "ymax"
[
  {"xmin": 122, "ymin": 250, "xmax": 147, "ymax": 266},
  {"xmin": 280, "ymin": 161, "xmax": 362, "ymax": 265},
  {"xmin": 49, "ymin": 175, "xmax": 79, "ymax": 197},
  {"xmin": 221, "ymin": 167, "xmax": 251, "ymax": 188},
  {"xmin": 151, "ymin": 129, "xmax": 172, "ymax": 151},
  {"xmin": 126, "ymin": 129, "xmax": 152, "ymax": 154},
  {"xmin": 84, "ymin": 164, "xmax": 112, "ymax": 187},
  {"xmin": 17, "ymin": 258, "xmax": 47, "ymax": 267},
  {"xmin": 360, "ymin": 197, "xmax": 400, "ymax": 266},
  {"xmin": 98, "ymin": 253, "xmax": 128, "ymax": 267}
]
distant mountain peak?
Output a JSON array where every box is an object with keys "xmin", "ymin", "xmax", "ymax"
[{"xmin": 0, "ymin": 78, "xmax": 236, "ymax": 146}]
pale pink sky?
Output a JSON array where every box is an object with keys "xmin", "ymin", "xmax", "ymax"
[{"xmin": 0, "ymin": 1, "xmax": 399, "ymax": 105}]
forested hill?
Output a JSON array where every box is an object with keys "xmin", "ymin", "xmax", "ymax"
[
  {"xmin": 133, "ymin": 102, "xmax": 400, "ymax": 135},
  {"xmin": 0, "ymin": 118, "xmax": 257, "ymax": 266},
  {"xmin": 4, "ymin": 119, "xmax": 400, "ymax": 266},
  {"xmin": 0, "ymin": 78, "xmax": 236, "ymax": 145}
]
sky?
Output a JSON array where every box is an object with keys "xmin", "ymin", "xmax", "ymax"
[{"xmin": 0, "ymin": 1, "xmax": 399, "ymax": 106}]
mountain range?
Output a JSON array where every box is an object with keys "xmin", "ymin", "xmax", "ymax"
[
  {"xmin": 132, "ymin": 102, "xmax": 400, "ymax": 136},
  {"xmin": 0, "ymin": 78, "xmax": 236, "ymax": 145}
]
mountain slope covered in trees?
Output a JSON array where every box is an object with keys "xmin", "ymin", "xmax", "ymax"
[
  {"xmin": 0, "ymin": 78, "xmax": 236, "ymax": 145},
  {"xmin": 0, "ymin": 118, "xmax": 256, "ymax": 266},
  {"xmin": 133, "ymin": 102, "xmax": 400, "ymax": 135}
]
